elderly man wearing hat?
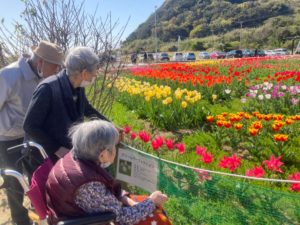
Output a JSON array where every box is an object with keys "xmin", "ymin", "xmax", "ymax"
[{"xmin": 0, "ymin": 40, "xmax": 64, "ymax": 225}]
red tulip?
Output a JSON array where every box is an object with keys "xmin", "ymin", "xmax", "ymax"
[
  {"xmin": 175, "ymin": 143, "xmax": 185, "ymax": 154},
  {"xmin": 130, "ymin": 132, "xmax": 137, "ymax": 140},
  {"xmin": 219, "ymin": 154, "xmax": 241, "ymax": 172},
  {"xmin": 138, "ymin": 131, "xmax": 151, "ymax": 143},
  {"xmin": 246, "ymin": 166, "xmax": 265, "ymax": 178},
  {"xmin": 196, "ymin": 146, "xmax": 207, "ymax": 156},
  {"xmin": 123, "ymin": 125, "xmax": 131, "ymax": 134},
  {"xmin": 200, "ymin": 152, "xmax": 213, "ymax": 164},
  {"xmin": 288, "ymin": 172, "xmax": 300, "ymax": 192},
  {"xmin": 165, "ymin": 139, "xmax": 174, "ymax": 150},
  {"xmin": 151, "ymin": 136, "xmax": 164, "ymax": 151},
  {"xmin": 263, "ymin": 155, "xmax": 284, "ymax": 173}
]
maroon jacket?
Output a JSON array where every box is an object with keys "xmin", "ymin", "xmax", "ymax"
[{"xmin": 46, "ymin": 151, "xmax": 121, "ymax": 224}]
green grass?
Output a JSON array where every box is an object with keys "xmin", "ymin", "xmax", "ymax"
[{"xmin": 109, "ymin": 101, "xmax": 145, "ymax": 131}]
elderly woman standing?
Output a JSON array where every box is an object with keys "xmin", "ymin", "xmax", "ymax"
[
  {"xmin": 46, "ymin": 120, "xmax": 169, "ymax": 225},
  {"xmin": 23, "ymin": 47, "xmax": 111, "ymax": 162}
]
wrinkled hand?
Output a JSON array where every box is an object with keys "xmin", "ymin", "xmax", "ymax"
[
  {"xmin": 149, "ymin": 191, "xmax": 168, "ymax": 206},
  {"xmin": 55, "ymin": 146, "xmax": 70, "ymax": 158}
]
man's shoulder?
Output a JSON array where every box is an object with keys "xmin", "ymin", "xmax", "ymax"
[{"xmin": 0, "ymin": 61, "xmax": 22, "ymax": 84}]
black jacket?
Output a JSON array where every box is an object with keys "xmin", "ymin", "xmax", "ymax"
[{"xmin": 23, "ymin": 70, "xmax": 109, "ymax": 161}]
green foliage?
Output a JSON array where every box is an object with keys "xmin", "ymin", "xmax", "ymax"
[
  {"xmin": 190, "ymin": 41, "xmax": 205, "ymax": 51},
  {"xmin": 183, "ymin": 132, "xmax": 218, "ymax": 151},
  {"xmin": 110, "ymin": 102, "xmax": 145, "ymax": 131},
  {"xmin": 123, "ymin": 0, "xmax": 300, "ymax": 52}
]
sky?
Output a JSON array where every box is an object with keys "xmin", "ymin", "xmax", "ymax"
[{"xmin": 0, "ymin": 0, "xmax": 165, "ymax": 41}]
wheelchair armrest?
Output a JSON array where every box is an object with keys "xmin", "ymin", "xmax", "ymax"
[{"xmin": 57, "ymin": 212, "xmax": 116, "ymax": 225}]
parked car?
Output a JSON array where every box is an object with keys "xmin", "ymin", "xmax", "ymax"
[
  {"xmin": 199, "ymin": 52, "xmax": 210, "ymax": 59},
  {"xmin": 146, "ymin": 53, "xmax": 155, "ymax": 61},
  {"xmin": 159, "ymin": 52, "xmax": 170, "ymax": 61},
  {"xmin": 255, "ymin": 50, "xmax": 266, "ymax": 57},
  {"xmin": 264, "ymin": 50, "xmax": 277, "ymax": 56},
  {"xmin": 184, "ymin": 52, "xmax": 196, "ymax": 61},
  {"xmin": 273, "ymin": 48, "xmax": 289, "ymax": 56},
  {"xmin": 226, "ymin": 50, "xmax": 243, "ymax": 58},
  {"xmin": 242, "ymin": 49, "xmax": 254, "ymax": 57},
  {"xmin": 172, "ymin": 52, "xmax": 184, "ymax": 61},
  {"xmin": 210, "ymin": 51, "xmax": 226, "ymax": 59},
  {"xmin": 138, "ymin": 52, "xmax": 155, "ymax": 63}
]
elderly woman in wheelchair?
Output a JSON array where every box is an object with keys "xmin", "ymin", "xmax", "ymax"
[{"xmin": 45, "ymin": 120, "xmax": 171, "ymax": 225}]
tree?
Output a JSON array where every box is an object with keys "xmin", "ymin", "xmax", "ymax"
[
  {"xmin": 0, "ymin": 0, "xmax": 128, "ymax": 116},
  {"xmin": 191, "ymin": 41, "xmax": 205, "ymax": 51}
]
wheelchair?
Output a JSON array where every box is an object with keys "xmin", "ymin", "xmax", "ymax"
[{"xmin": 0, "ymin": 141, "xmax": 116, "ymax": 225}]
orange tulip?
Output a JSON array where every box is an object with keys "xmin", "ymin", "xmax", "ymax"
[
  {"xmin": 207, "ymin": 116, "xmax": 214, "ymax": 123},
  {"xmin": 216, "ymin": 120, "xmax": 224, "ymax": 127},
  {"xmin": 244, "ymin": 113, "xmax": 252, "ymax": 120},
  {"xmin": 252, "ymin": 111, "xmax": 260, "ymax": 116},
  {"xmin": 237, "ymin": 112, "xmax": 244, "ymax": 117},
  {"xmin": 216, "ymin": 115, "xmax": 226, "ymax": 120},
  {"xmin": 257, "ymin": 114, "xmax": 264, "ymax": 120},
  {"xmin": 221, "ymin": 112, "xmax": 228, "ymax": 117},
  {"xmin": 251, "ymin": 121, "xmax": 263, "ymax": 130},
  {"xmin": 285, "ymin": 119, "xmax": 294, "ymax": 125},
  {"xmin": 274, "ymin": 134, "xmax": 288, "ymax": 142},
  {"xmin": 264, "ymin": 114, "xmax": 273, "ymax": 121},
  {"xmin": 249, "ymin": 128, "xmax": 259, "ymax": 136},
  {"xmin": 272, "ymin": 124, "xmax": 280, "ymax": 131},
  {"xmin": 234, "ymin": 123, "xmax": 243, "ymax": 130},
  {"xmin": 273, "ymin": 114, "xmax": 284, "ymax": 121}
]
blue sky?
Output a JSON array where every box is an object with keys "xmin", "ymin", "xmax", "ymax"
[{"xmin": 0, "ymin": 0, "xmax": 164, "ymax": 40}]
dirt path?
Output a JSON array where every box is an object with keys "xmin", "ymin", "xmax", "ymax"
[
  {"xmin": 0, "ymin": 190, "xmax": 12, "ymax": 225},
  {"xmin": 0, "ymin": 190, "xmax": 31, "ymax": 225}
]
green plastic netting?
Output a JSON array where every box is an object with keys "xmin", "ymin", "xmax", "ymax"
[{"xmin": 116, "ymin": 144, "xmax": 300, "ymax": 225}]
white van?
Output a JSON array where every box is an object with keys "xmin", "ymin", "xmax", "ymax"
[{"xmin": 172, "ymin": 52, "xmax": 183, "ymax": 61}]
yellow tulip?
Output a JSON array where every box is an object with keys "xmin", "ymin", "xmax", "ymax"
[
  {"xmin": 181, "ymin": 101, "xmax": 188, "ymax": 108},
  {"xmin": 212, "ymin": 94, "xmax": 217, "ymax": 101}
]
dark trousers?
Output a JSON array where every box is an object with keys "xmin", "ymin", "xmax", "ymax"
[{"xmin": 0, "ymin": 138, "xmax": 31, "ymax": 225}]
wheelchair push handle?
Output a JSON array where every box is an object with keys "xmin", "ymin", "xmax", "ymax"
[
  {"xmin": 7, "ymin": 141, "xmax": 48, "ymax": 160},
  {"xmin": 0, "ymin": 169, "xmax": 30, "ymax": 192}
]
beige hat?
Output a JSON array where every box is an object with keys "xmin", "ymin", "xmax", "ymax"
[{"xmin": 32, "ymin": 40, "xmax": 64, "ymax": 66}]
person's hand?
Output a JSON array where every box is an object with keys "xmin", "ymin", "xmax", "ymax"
[
  {"xmin": 149, "ymin": 191, "xmax": 168, "ymax": 206},
  {"xmin": 120, "ymin": 196, "xmax": 138, "ymax": 206},
  {"xmin": 55, "ymin": 146, "xmax": 70, "ymax": 158}
]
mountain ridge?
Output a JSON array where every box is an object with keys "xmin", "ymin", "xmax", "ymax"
[{"xmin": 123, "ymin": 0, "xmax": 300, "ymax": 52}]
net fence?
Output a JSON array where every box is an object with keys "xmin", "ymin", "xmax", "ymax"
[{"xmin": 117, "ymin": 144, "xmax": 300, "ymax": 225}]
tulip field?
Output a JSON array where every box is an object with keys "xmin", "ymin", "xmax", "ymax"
[
  {"xmin": 106, "ymin": 56, "xmax": 300, "ymax": 224},
  {"xmin": 112, "ymin": 56, "xmax": 300, "ymax": 195}
]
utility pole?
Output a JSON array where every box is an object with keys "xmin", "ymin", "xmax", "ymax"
[
  {"xmin": 211, "ymin": 29, "xmax": 215, "ymax": 50},
  {"xmin": 154, "ymin": 5, "xmax": 158, "ymax": 60},
  {"xmin": 177, "ymin": 35, "xmax": 181, "ymax": 51}
]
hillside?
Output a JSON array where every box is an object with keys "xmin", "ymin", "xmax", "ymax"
[{"xmin": 123, "ymin": 0, "xmax": 300, "ymax": 52}]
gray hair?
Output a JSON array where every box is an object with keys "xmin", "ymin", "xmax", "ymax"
[
  {"xmin": 65, "ymin": 46, "xmax": 99, "ymax": 76},
  {"xmin": 69, "ymin": 120, "xmax": 119, "ymax": 162}
]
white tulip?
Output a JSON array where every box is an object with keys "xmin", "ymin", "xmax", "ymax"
[
  {"xmin": 265, "ymin": 94, "xmax": 271, "ymax": 99},
  {"xmin": 258, "ymin": 95, "xmax": 264, "ymax": 100},
  {"xmin": 225, "ymin": 89, "xmax": 231, "ymax": 94},
  {"xmin": 240, "ymin": 98, "xmax": 247, "ymax": 103}
]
